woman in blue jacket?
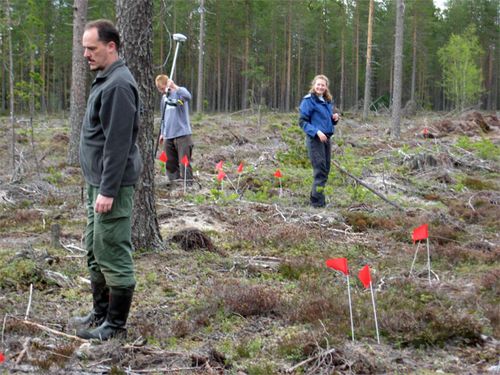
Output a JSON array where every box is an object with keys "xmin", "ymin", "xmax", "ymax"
[{"xmin": 299, "ymin": 75, "xmax": 340, "ymax": 207}]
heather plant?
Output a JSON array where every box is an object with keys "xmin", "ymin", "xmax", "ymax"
[
  {"xmin": 378, "ymin": 279, "xmax": 483, "ymax": 347},
  {"xmin": 214, "ymin": 278, "xmax": 280, "ymax": 317}
]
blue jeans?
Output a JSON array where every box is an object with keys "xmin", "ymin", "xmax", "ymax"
[{"xmin": 306, "ymin": 135, "xmax": 331, "ymax": 207}]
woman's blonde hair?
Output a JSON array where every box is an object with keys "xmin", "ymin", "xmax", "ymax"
[{"xmin": 308, "ymin": 74, "xmax": 332, "ymax": 102}]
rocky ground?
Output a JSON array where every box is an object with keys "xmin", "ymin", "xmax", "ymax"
[{"xmin": 0, "ymin": 110, "xmax": 498, "ymax": 374}]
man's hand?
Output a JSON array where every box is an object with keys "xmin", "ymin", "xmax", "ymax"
[
  {"xmin": 317, "ymin": 130, "xmax": 328, "ymax": 143},
  {"xmin": 167, "ymin": 79, "xmax": 179, "ymax": 91},
  {"xmin": 95, "ymin": 194, "xmax": 114, "ymax": 213},
  {"xmin": 159, "ymin": 134, "xmax": 164, "ymax": 144}
]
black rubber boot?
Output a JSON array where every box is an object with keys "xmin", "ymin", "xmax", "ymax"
[
  {"xmin": 69, "ymin": 281, "xmax": 109, "ymax": 327},
  {"xmin": 77, "ymin": 286, "xmax": 134, "ymax": 341}
]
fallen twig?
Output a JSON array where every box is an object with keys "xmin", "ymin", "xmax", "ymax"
[
  {"xmin": 61, "ymin": 242, "xmax": 86, "ymax": 254},
  {"xmin": 15, "ymin": 337, "xmax": 31, "ymax": 365},
  {"xmin": 274, "ymin": 203, "xmax": 287, "ymax": 222},
  {"xmin": 123, "ymin": 344, "xmax": 186, "ymax": 357},
  {"xmin": 18, "ymin": 319, "xmax": 88, "ymax": 343},
  {"xmin": 331, "ymin": 160, "xmax": 405, "ymax": 212},
  {"xmin": 1, "ymin": 314, "xmax": 7, "ymax": 344},
  {"xmin": 24, "ymin": 284, "xmax": 33, "ymax": 321},
  {"xmin": 285, "ymin": 347, "xmax": 337, "ymax": 373},
  {"xmin": 131, "ymin": 366, "xmax": 204, "ymax": 373}
]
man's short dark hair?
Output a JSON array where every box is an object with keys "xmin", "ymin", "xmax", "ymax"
[{"xmin": 85, "ymin": 19, "xmax": 120, "ymax": 51}]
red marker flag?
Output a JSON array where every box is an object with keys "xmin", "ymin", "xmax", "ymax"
[
  {"xmin": 0, "ymin": 352, "xmax": 4, "ymax": 363},
  {"xmin": 158, "ymin": 151, "xmax": 167, "ymax": 163},
  {"xmin": 215, "ymin": 160, "xmax": 224, "ymax": 171},
  {"xmin": 326, "ymin": 257, "xmax": 349, "ymax": 275},
  {"xmin": 217, "ymin": 170, "xmax": 226, "ymax": 182},
  {"xmin": 412, "ymin": 223, "xmax": 429, "ymax": 243},
  {"xmin": 237, "ymin": 162, "xmax": 244, "ymax": 173},
  {"xmin": 274, "ymin": 169, "xmax": 282, "ymax": 178},
  {"xmin": 181, "ymin": 155, "xmax": 189, "ymax": 167},
  {"xmin": 358, "ymin": 265, "xmax": 372, "ymax": 288}
]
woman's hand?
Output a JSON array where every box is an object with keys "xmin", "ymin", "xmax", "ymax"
[
  {"xmin": 317, "ymin": 130, "xmax": 328, "ymax": 143},
  {"xmin": 332, "ymin": 113, "xmax": 340, "ymax": 122}
]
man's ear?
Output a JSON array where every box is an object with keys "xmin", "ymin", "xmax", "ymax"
[{"xmin": 107, "ymin": 41, "xmax": 117, "ymax": 54}]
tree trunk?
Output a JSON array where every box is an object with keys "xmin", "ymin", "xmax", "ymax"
[
  {"xmin": 216, "ymin": 4, "xmax": 222, "ymax": 111},
  {"xmin": 241, "ymin": 1, "xmax": 250, "ymax": 110},
  {"xmin": 296, "ymin": 33, "xmax": 302, "ymax": 104},
  {"xmin": 285, "ymin": 1, "xmax": 292, "ymax": 111},
  {"xmin": 362, "ymin": 0, "xmax": 374, "ymax": 120},
  {"xmin": 391, "ymin": 0, "xmax": 405, "ymax": 139},
  {"xmin": 6, "ymin": 0, "xmax": 16, "ymax": 174},
  {"xmin": 29, "ymin": 49, "xmax": 41, "ymax": 176},
  {"xmin": 486, "ymin": 44, "xmax": 494, "ymax": 110},
  {"xmin": 271, "ymin": 15, "xmax": 277, "ymax": 109},
  {"xmin": 116, "ymin": 0, "xmax": 163, "ymax": 251},
  {"xmin": 196, "ymin": 0, "xmax": 205, "ymax": 113},
  {"xmin": 340, "ymin": 12, "xmax": 345, "ymax": 112},
  {"xmin": 354, "ymin": 0, "xmax": 360, "ymax": 110},
  {"xmin": 224, "ymin": 41, "xmax": 230, "ymax": 111},
  {"xmin": 67, "ymin": 0, "xmax": 88, "ymax": 166},
  {"xmin": 410, "ymin": 7, "xmax": 417, "ymax": 102}
]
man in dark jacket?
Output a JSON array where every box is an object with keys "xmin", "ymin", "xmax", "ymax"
[{"xmin": 71, "ymin": 19, "xmax": 142, "ymax": 341}]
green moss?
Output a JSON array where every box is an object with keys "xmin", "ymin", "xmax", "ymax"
[{"xmin": 0, "ymin": 257, "xmax": 40, "ymax": 289}]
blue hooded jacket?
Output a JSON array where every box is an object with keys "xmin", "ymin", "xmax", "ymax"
[{"xmin": 299, "ymin": 94, "xmax": 337, "ymax": 138}]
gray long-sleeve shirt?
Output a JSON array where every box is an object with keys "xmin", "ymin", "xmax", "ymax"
[
  {"xmin": 79, "ymin": 59, "xmax": 142, "ymax": 198},
  {"xmin": 160, "ymin": 87, "xmax": 192, "ymax": 140}
]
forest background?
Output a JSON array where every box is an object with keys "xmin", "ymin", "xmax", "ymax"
[
  {"xmin": 1, "ymin": 0, "xmax": 499, "ymax": 118},
  {"xmin": 0, "ymin": 0, "xmax": 499, "ymax": 373}
]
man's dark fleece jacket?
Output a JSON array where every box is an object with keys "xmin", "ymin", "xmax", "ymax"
[{"xmin": 80, "ymin": 59, "xmax": 142, "ymax": 198}]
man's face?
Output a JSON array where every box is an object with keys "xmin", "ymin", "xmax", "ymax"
[
  {"xmin": 156, "ymin": 83, "xmax": 167, "ymax": 93},
  {"xmin": 82, "ymin": 27, "xmax": 116, "ymax": 71}
]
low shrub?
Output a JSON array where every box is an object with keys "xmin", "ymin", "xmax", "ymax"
[
  {"xmin": 379, "ymin": 279, "xmax": 483, "ymax": 347},
  {"xmin": 215, "ymin": 279, "xmax": 280, "ymax": 317}
]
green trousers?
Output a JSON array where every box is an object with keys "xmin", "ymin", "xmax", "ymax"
[{"xmin": 85, "ymin": 185, "xmax": 136, "ymax": 288}]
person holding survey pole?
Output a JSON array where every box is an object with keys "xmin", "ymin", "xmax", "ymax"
[
  {"xmin": 299, "ymin": 74, "xmax": 340, "ymax": 208},
  {"xmin": 156, "ymin": 74, "xmax": 193, "ymax": 184}
]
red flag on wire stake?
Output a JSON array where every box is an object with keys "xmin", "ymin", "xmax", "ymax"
[
  {"xmin": 215, "ymin": 160, "xmax": 224, "ymax": 171},
  {"xmin": 326, "ymin": 257, "xmax": 354, "ymax": 341},
  {"xmin": 274, "ymin": 169, "xmax": 283, "ymax": 197},
  {"xmin": 158, "ymin": 151, "xmax": 167, "ymax": 163},
  {"xmin": 236, "ymin": 162, "xmax": 244, "ymax": 193},
  {"xmin": 412, "ymin": 223, "xmax": 428, "ymax": 243},
  {"xmin": 217, "ymin": 169, "xmax": 226, "ymax": 192},
  {"xmin": 326, "ymin": 257, "xmax": 349, "ymax": 275},
  {"xmin": 181, "ymin": 155, "xmax": 189, "ymax": 193},
  {"xmin": 358, "ymin": 265, "xmax": 372, "ymax": 288},
  {"xmin": 217, "ymin": 170, "xmax": 226, "ymax": 182},
  {"xmin": 410, "ymin": 224, "xmax": 433, "ymax": 286},
  {"xmin": 357, "ymin": 265, "xmax": 380, "ymax": 344},
  {"xmin": 0, "ymin": 352, "xmax": 5, "ymax": 363}
]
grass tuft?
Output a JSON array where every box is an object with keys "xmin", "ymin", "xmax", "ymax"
[{"xmin": 215, "ymin": 279, "xmax": 280, "ymax": 317}]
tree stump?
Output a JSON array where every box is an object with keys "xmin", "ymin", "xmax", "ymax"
[{"xmin": 51, "ymin": 223, "xmax": 62, "ymax": 248}]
